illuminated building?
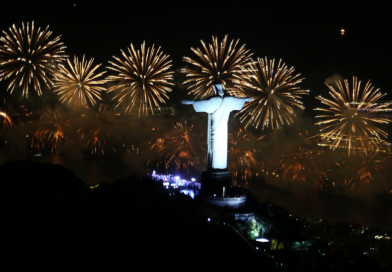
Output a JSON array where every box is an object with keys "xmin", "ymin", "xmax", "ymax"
[{"xmin": 151, "ymin": 170, "xmax": 201, "ymax": 198}]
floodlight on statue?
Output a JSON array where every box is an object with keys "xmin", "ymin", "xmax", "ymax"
[{"xmin": 181, "ymin": 83, "xmax": 252, "ymax": 170}]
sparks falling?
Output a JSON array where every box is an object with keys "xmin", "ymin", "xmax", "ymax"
[
  {"xmin": 0, "ymin": 110, "xmax": 12, "ymax": 127},
  {"xmin": 30, "ymin": 108, "xmax": 72, "ymax": 153},
  {"xmin": 77, "ymin": 105, "xmax": 120, "ymax": 156},
  {"xmin": 165, "ymin": 121, "xmax": 205, "ymax": 171},
  {"xmin": 314, "ymin": 76, "xmax": 390, "ymax": 154},
  {"xmin": 280, "ymin": 147, "xmax": 326, "ymax": 188},
  {"xmin": 345, "ymin": 150, "xmax": 387, "ymax": 188},
  {"xmin": 54, "ymin": 55, "xmax": 106, "ymax": 109},
  {"xmin": 182, "ymin": 35, "xmax": 253, "ymax": 99},
  {"xmin": 0, "ymin": 21, "xmax": 67, "ymax": 97},
  {"xmin": 106, "ymin": 41, "xmax": 174, "ymax": 116},
  {"xmin": 228, "ymin": 128, "xmax": 258, "ymax": 183},
  {"xmin": 235, "ymin": 57, "xmax": 308, "ymax": 129}
]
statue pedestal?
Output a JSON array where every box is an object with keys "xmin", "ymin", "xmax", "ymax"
[
  {"xmin": 200, "ymin": 170, "xmax": 247, "ymax": 210},
  {"xmin": 201, "ymin": 170, "xmax": 232, "ymax": 196}
]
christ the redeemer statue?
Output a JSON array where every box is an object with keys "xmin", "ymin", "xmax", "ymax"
[{"xmin": 182, "ymin": 83, "xmax": 252, "ymax": 170}]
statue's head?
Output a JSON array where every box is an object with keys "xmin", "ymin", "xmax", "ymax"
[{"xmin": 213, "ymin": 83, "xmax": 225, "ymax": 97}]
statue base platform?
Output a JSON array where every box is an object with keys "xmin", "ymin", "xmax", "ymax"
[{"xmin": 200, "ymin": 170, "xmax": 232, "ymax": 196}]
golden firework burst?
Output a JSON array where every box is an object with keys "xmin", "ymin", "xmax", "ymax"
[
  {"xmin": 165, "ymin": 121, "xmax": 205, "ymax": 171},
  {"xmin": 235, "ymin": 57, "xmax": 308, "ymax": 129},
  {"xmin": 314, "ymin": 76, "xmax": 390, "ymax": 154},
  {"xmin": 228, "ymin": 128, "xmax": 258, "ymax": 183},
  {"xmin": 344, "ymin": 150, "xmax": 387, "ymax": 188},
  {"xmin": 0, "ymin": 21, "xmax": 67, "ymax": 97},
  {"xmin": 0, "ymin": 110, "xmax": 12, "ymax": 127},
  {"xmin": 107, "ymin": 41, "xmax": 174, "ymax": 116},
  {"xmin": 30, "ymin": 108, "xmax": 72, "ymax": 152},
  {"xmin": 54, "ymin": 55, "xmax": 106, "ymax": 109},
  {"xmin": 182, "ymin": 35, "xmax": 253, "ymax": 99},
  {"xmin": 77, "ymin": 105, "xmax": 119, "ymax": 156}
]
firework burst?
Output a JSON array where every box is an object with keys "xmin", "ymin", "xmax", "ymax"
[
  {"xmin": 29, "ymin": 108, "xmax": 72, "ymax": 152},
  {"xmin": 165, "ymin": 121, "xmax": 205, "ymax": 171},
  {"xmin": 344, "ymin": 150, "xmax": 387, "ymax": 188},
  {"xmin": 149, "ymin": 138, "xmax": 167, "ymax": 167},
  {"xmin": 0, "ymin": 110, "xmax": 12, "ymax": 127},
  {"xmin": 228, "ymin": 128, "xmax": 258, "ymax": 183},
  {"xmin": 235, "ymin": 57, "xmax": 308, "ymax": 129},
  {"xmin": 77, "ymin": 105, "xmax": 120, "ymax": 156},
  {"xmin": 280, "ymin": 146, "xmax": 328, "ymax": 190},
  {"xmin": 54, "ymin": 55, "xmax": 106, "ymax": 108},
  {"xmin": 0, "ymin": 21, "xmax": 67, "ymax": 97},
  {"xmin": 314, "ymin": 76, "xmax": 390, "ymax": 154},
  {"xmin": 107, "ymin": 41, "xmax": 174, "ymax": 116},
  {"xmin": 182, "ymin": 35, "xmax": 253, "ymax": 99}
]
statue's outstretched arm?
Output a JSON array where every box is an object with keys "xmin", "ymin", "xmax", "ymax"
[{"xmin": 181, "ymin": 100, "xmax": 194, "ymax": 105}]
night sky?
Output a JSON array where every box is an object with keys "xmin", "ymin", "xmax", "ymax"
[
  {"xmin": 2, "ymin": 1, "xmax": 392, "ymax": 228},
  {"xmin": 1, "ymin": 1, "xmax": 391, "ymax": 111}
]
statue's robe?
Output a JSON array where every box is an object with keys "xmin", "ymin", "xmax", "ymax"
[{"xmin": 192, "ymin": 96, "xmax": 248, "ymax": 169}]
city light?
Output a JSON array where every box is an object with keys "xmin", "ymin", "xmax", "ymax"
[{"xmin": 256, "ymin": 238, "xmax": 270, "ymax": 243}]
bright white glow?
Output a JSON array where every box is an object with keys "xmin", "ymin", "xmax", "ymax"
[
  {"xmin": 256, "ymin": 238, "xmax": 269, "ymax": 243},
  {"xmin": 152, "ymin": 170, "xmax": 156, "ymax": 175},
  {"xmin": 256, "ymin": 247, "xmax": 259, "ymax": 250},
  {"xmin": 174, "ymin": 176, "xmax": 180, "ymax": 181},
  {"xmin": 180, "ymin": 189, "xmax": 195, "ymax": 199},
  {"xmin": 191, "ymin": 178, "xmax": 196, "ymax": 181},
  {"xmin": 208, "ymin": 218, "xmax": 210, "ymax": 221},
  {"xmin": 163, "ymin": 182, "xmax": 169, "ymax": 186},
  {"xmin": 189, "ymin": 87, "xmax": 249, "ymax": 169}
]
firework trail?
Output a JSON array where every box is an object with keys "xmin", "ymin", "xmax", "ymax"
[
  {"xmin": 0, "ymin": 109, "xmax": 12, "ymax": 127},
  {"xmin": 164, "ymin": 121, "xmax": 205, "ymax": 171},
  {"xmin": 149, "ymin": 138, "xmax": 168, "ymax": 168},
  {"xmin": 182, "ymin": 35, "xmax": 253, "ymax": 99},
  {"xmin": 280, "ymin": 146, "xmax": 328, "ymax": 191},
  {"xmin": 314, "ymin": 76, "xmax": 390, "ymax": 154},
  {"xmin": 54, "ymin": 55, "xmax": 106, "ymax": 109},
  {"xmin": 30, "ymin": 108, "xmax": 72, "ymax": 152},
  {"xmin": 344, "ymin": 150, "xmax": 387, "ymax": 189},
  {"xmin": 0, "ymin": 21, "xmax": 67, "ymax": 97},
  {"xmin": 235, "ymin": 57, "xmax": 308, "ymax": 129},
  {"xmin": 228, "ymin": 128, "xmax": 258, "ymax": 183},
  {"xmin": 77, "ymin": 105, "xmax": 120, "ymax": 156},
  {"xmin": 107, "ymin": 41, "xmax": 174, "ymax": 116}
]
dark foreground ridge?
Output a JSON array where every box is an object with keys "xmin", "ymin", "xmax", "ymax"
[{"xmin": 0, "ymin": 161, "xmax": 271, "ymax": 271}]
